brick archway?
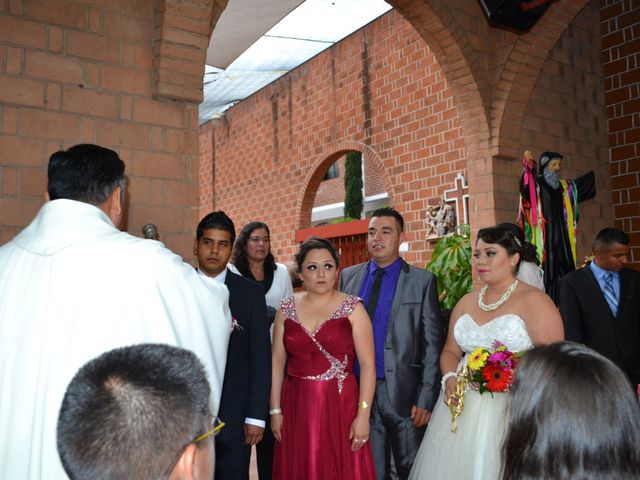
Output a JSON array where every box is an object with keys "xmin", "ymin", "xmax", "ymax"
[
  {"xmin": 387, "ymin": 0, "xmax": 591, "ymax": 160},
  {"xmin": 387, "ymin": 0, "xmax": 490, "ymax": 159},
  {"xmin": 490, "ymin": 1, "xmax": 591, "ymax": 158},
  {"xmin": 199, "ymin": 0, "xmax": 616, "ymax": 263},
  {"xmin": 296, "ymin": 141, "xmax": 391, "ymax": 230},
  {"xmin": 385, "ymin": 0, "xmax": 495, "ymax": 228}
]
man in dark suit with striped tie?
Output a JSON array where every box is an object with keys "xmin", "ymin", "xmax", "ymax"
[{"xmin": 560, "ymin": 228, "xmax": 640, "ymax": 388}]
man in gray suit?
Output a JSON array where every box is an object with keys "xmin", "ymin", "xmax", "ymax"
[{"xmin": 339, "ymin": 207, "xmax": 443, "ymax": 480}]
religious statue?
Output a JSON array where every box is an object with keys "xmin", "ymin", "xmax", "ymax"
[
  {"xmin": 518, "ymin": 151, "xmax": 596, "ymax": 304},
  {"xmin": 426, "ymin": 199, "xmax": 455, "ymax": 239}
]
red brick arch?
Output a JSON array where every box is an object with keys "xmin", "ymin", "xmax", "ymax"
[
  {"xmin": 491, "ymin": 0, "xmax": 591, "ymax": 158},
  {"xmin": 296, "ymin": 141, "xmax": 391, "ymax": 230},
  {"xmin": 387, "ymin": 0, "xmax": 491, "ymax": 160},
  {"xmin": 385, "ymin": 0, "xmax": 497, "ymax": 229},
  {"xmin": 197, "ymin": 0, "xmax": 615, "ymax": 263}
]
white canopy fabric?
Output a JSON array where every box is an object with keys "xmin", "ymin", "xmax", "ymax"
[
  {"xmin": 200, "ymin": 0, "xmax": 392, "ymax": 124},
  {"xmin": 206, "ymin": 0, "xmax": 304, "ymax": 70}
]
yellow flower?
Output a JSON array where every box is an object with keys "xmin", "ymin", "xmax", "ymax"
[{"xmin": 467, "ymin": 347, "xmax": 489, "ymax": 370}]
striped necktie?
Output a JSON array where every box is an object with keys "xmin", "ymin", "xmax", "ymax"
[{"xmin": 603, "ymin": 272, "xmax": 618, "ymax": 316}]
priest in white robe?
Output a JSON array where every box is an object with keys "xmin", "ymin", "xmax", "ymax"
[{"xmin": 0, "ymin": 144, "xmax": 231, "ymax": 479}]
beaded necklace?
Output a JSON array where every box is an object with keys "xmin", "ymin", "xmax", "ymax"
[{"xmin": 478, "ymin": 279, "xmax": 519, "ymax": 312}]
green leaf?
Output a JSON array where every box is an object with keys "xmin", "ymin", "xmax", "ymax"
[{"xmin": 426, "ymin": 225, "xmax": 473, "ymax": 319}]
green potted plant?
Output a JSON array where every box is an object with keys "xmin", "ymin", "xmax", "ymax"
[{"xmin": 427, "ymin": 224, "xmax": 473, "ymax": 327}]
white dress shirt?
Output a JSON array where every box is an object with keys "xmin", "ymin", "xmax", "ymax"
[{"xmin": 198, "ymin": 267, "xmax": 266, "ymax": 428}]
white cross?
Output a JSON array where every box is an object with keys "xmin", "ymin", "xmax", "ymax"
[{"xmin": 443, "ymin": 172, "xmax": 469, "ymax": 226}]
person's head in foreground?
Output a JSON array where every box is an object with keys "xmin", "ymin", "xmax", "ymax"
[
  {"xmin": 57, "ymin": 343, "xmax": 219, "ymax": 480},
  {"xmin": 502, "ymin": 342, "xmax": 640, "ymax": 480},
  {"xmin": 47, "ymin": 143, "xmax": 126, "ymax": 227}
]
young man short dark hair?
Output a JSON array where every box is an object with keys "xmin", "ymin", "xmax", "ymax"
[
  {"xmin": 339, "ymin": 207, "xmax": 443, "ymax": 479},
  {"xmin": 57, "ymin": 344, "xmax": 216, "ymax": 480},
  {"xmin": 195, "ymin": 211, "xmax": 271, "ymax": 479}
]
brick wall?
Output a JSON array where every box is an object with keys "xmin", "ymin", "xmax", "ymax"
[
  {"xmin": 1, "ymin": 0, "xmax": 629, "ymax": 266},
  {"xmin": 601, "ymin": 0, "xmax": 640, "ymax": 263},
  {"xmin": 511, "ymin": 1, "xmax": 610, "ymax": 263},
  {"xmin": 312, "ymin": 153, "xmax": 388, "ymax": 212},
  {"xmin": 313, "ymin": 157, "xmax": 346, "ymax": 210},
  {"xmin": 199, "ymin": 120, "xmax": 214, "ymax": 214},
  {"xmin": 365, "ymin": 156, "xmax": 387, "ymax": 198},
  {"xmin": 201, "ymin": 4, "xmax": 619, "ymax": 266},
  {"xmin": 202, "ymin": 11, "xmax": 467, "ymax": 265},
  {"xmin": 0, "ymin": 0, "xmax": 223, "ymax": 259}
]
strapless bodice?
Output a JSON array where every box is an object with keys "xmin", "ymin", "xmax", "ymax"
[{"xmin": 453, "ymin": 313, "xmax": 533, "ymax": 354}]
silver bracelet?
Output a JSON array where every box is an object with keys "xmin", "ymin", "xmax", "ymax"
[
  {"xmin": 269, "ymin": 407, "xmax": 282, "ymax": 415},
  {"xmin": 440, "ymin": 371, "xmax": 458, "ymax": 390}
]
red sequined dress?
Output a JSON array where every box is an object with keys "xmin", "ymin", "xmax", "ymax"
[{"xmin": 273, "ymin": 295, "xmax": 376, "ymax": 480}]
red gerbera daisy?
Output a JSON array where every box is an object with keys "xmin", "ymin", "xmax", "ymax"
[{"xmin": 481, "ymin": 364, "xmax": 513, "ymax": 392}]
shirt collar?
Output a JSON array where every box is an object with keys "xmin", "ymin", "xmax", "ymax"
[
  {"xmin": 369, "ymin": 257, "xmax": 403, "ymax": 276},
  {"xmin": 590, "ymin": 260, "xmax": 618, "ymax": 280},
  {"xmin": 197, "ymin": 266, "xmax": 228, "ymax": 283}
]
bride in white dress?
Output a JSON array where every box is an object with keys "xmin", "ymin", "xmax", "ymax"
[{"xmin": 409, "ymin": 224, "xmax": 563, "ymax": 480}]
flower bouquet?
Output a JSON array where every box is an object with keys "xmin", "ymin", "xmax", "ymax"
[{"xmin": 447, "ymin": 341, "xmax": 521, "ymax": 432}]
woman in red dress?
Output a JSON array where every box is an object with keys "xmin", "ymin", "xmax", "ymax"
[{"xmin": 270, "ymin": 237, "xmax": 376, "ymax": 479}]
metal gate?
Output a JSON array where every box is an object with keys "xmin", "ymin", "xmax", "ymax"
[{"xmin": 295, "ymin": 219, "xmax": 370, "ymax": 271}]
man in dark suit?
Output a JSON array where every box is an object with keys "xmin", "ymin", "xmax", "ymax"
[
  {"xmin": 195, "ymin": 211, "xmax": 271, "ymax": 479},
  {"xmin": 339, "ymin": 207, "xmax": 444, "ymax": 480},
  {"xmin": 560, "ymin": 227, "xmax": 640, "ymax": 388}
]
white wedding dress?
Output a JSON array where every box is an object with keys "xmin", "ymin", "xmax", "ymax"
[{"xmin": 409, "ymin": 313, "xmax": 533, "ymax": 480}]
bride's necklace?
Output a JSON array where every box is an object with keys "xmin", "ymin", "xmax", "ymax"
[{"xmin": 478, "ymin": 279, "xmax": 519, "ymax": 312}]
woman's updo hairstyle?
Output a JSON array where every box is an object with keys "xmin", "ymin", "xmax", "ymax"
[
  {"xmin": 497, "ymin": 223, "xmax": 539, "ymax": 265},
  {"xmin": 477, "ymin": 223, "xmax": 531, "ymax": 273},
  {"xmin": 295, "ymin": 236, "xmax": 340, "ymax": 272}
]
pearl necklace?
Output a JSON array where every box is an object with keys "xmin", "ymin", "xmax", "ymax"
[{"xmin": 478, "ymin": 279, "xmax": 519, "ymax": 312}]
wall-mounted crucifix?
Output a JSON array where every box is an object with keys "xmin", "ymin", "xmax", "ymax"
[{"xmin": 443, "ymin": 172, "xmax": 469, "ymax": 226}]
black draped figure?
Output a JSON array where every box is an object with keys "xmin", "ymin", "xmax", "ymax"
[{"xmin": 518, "ymin": 152, "xmax": 596, "ymax": 304}]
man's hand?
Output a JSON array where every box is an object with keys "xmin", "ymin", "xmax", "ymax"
[
  {"xmin": 411, "ymin": 405, "xmax": 431, "ymax": 428},
  {"xmin": 243, "ymin": 424, "xmax": 265, "ymax": 446}
]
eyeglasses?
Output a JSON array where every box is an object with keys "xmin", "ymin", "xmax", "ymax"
[
  {"xmin": 193, "ymin": 416, "xmax": 225, "ymax": 443},
  {"xmin": 163, "ymin": 416, "xmax": 225, "ymax": 476}
]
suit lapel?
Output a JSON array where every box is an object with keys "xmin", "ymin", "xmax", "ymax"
[
  {"xmin": 224, "ymin": 269, "xmax": 239, "ymax": 311},
  {"xmin": 583, "ymin": 267, "xmax": 615, "ymax": 319},
  {"xmin": 348, "ymin": 261, "xmax": 370, "ymax": 295},
  {"xmin": 616, "ymin": 268, "xmax": 632, "ymax": 318},
  {"xmin": 387, "ymin": 260, "xmax": 410, "ymax": 341}
]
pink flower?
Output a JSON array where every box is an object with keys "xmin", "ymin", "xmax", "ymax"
[{"xmin": 487, "ymin": 351, "xmax": 509, "ymax": 363}]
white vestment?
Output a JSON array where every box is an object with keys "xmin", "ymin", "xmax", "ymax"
[{"xmin": 0, "ymin": 199, "xmax": 231, "ymax": 479}]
